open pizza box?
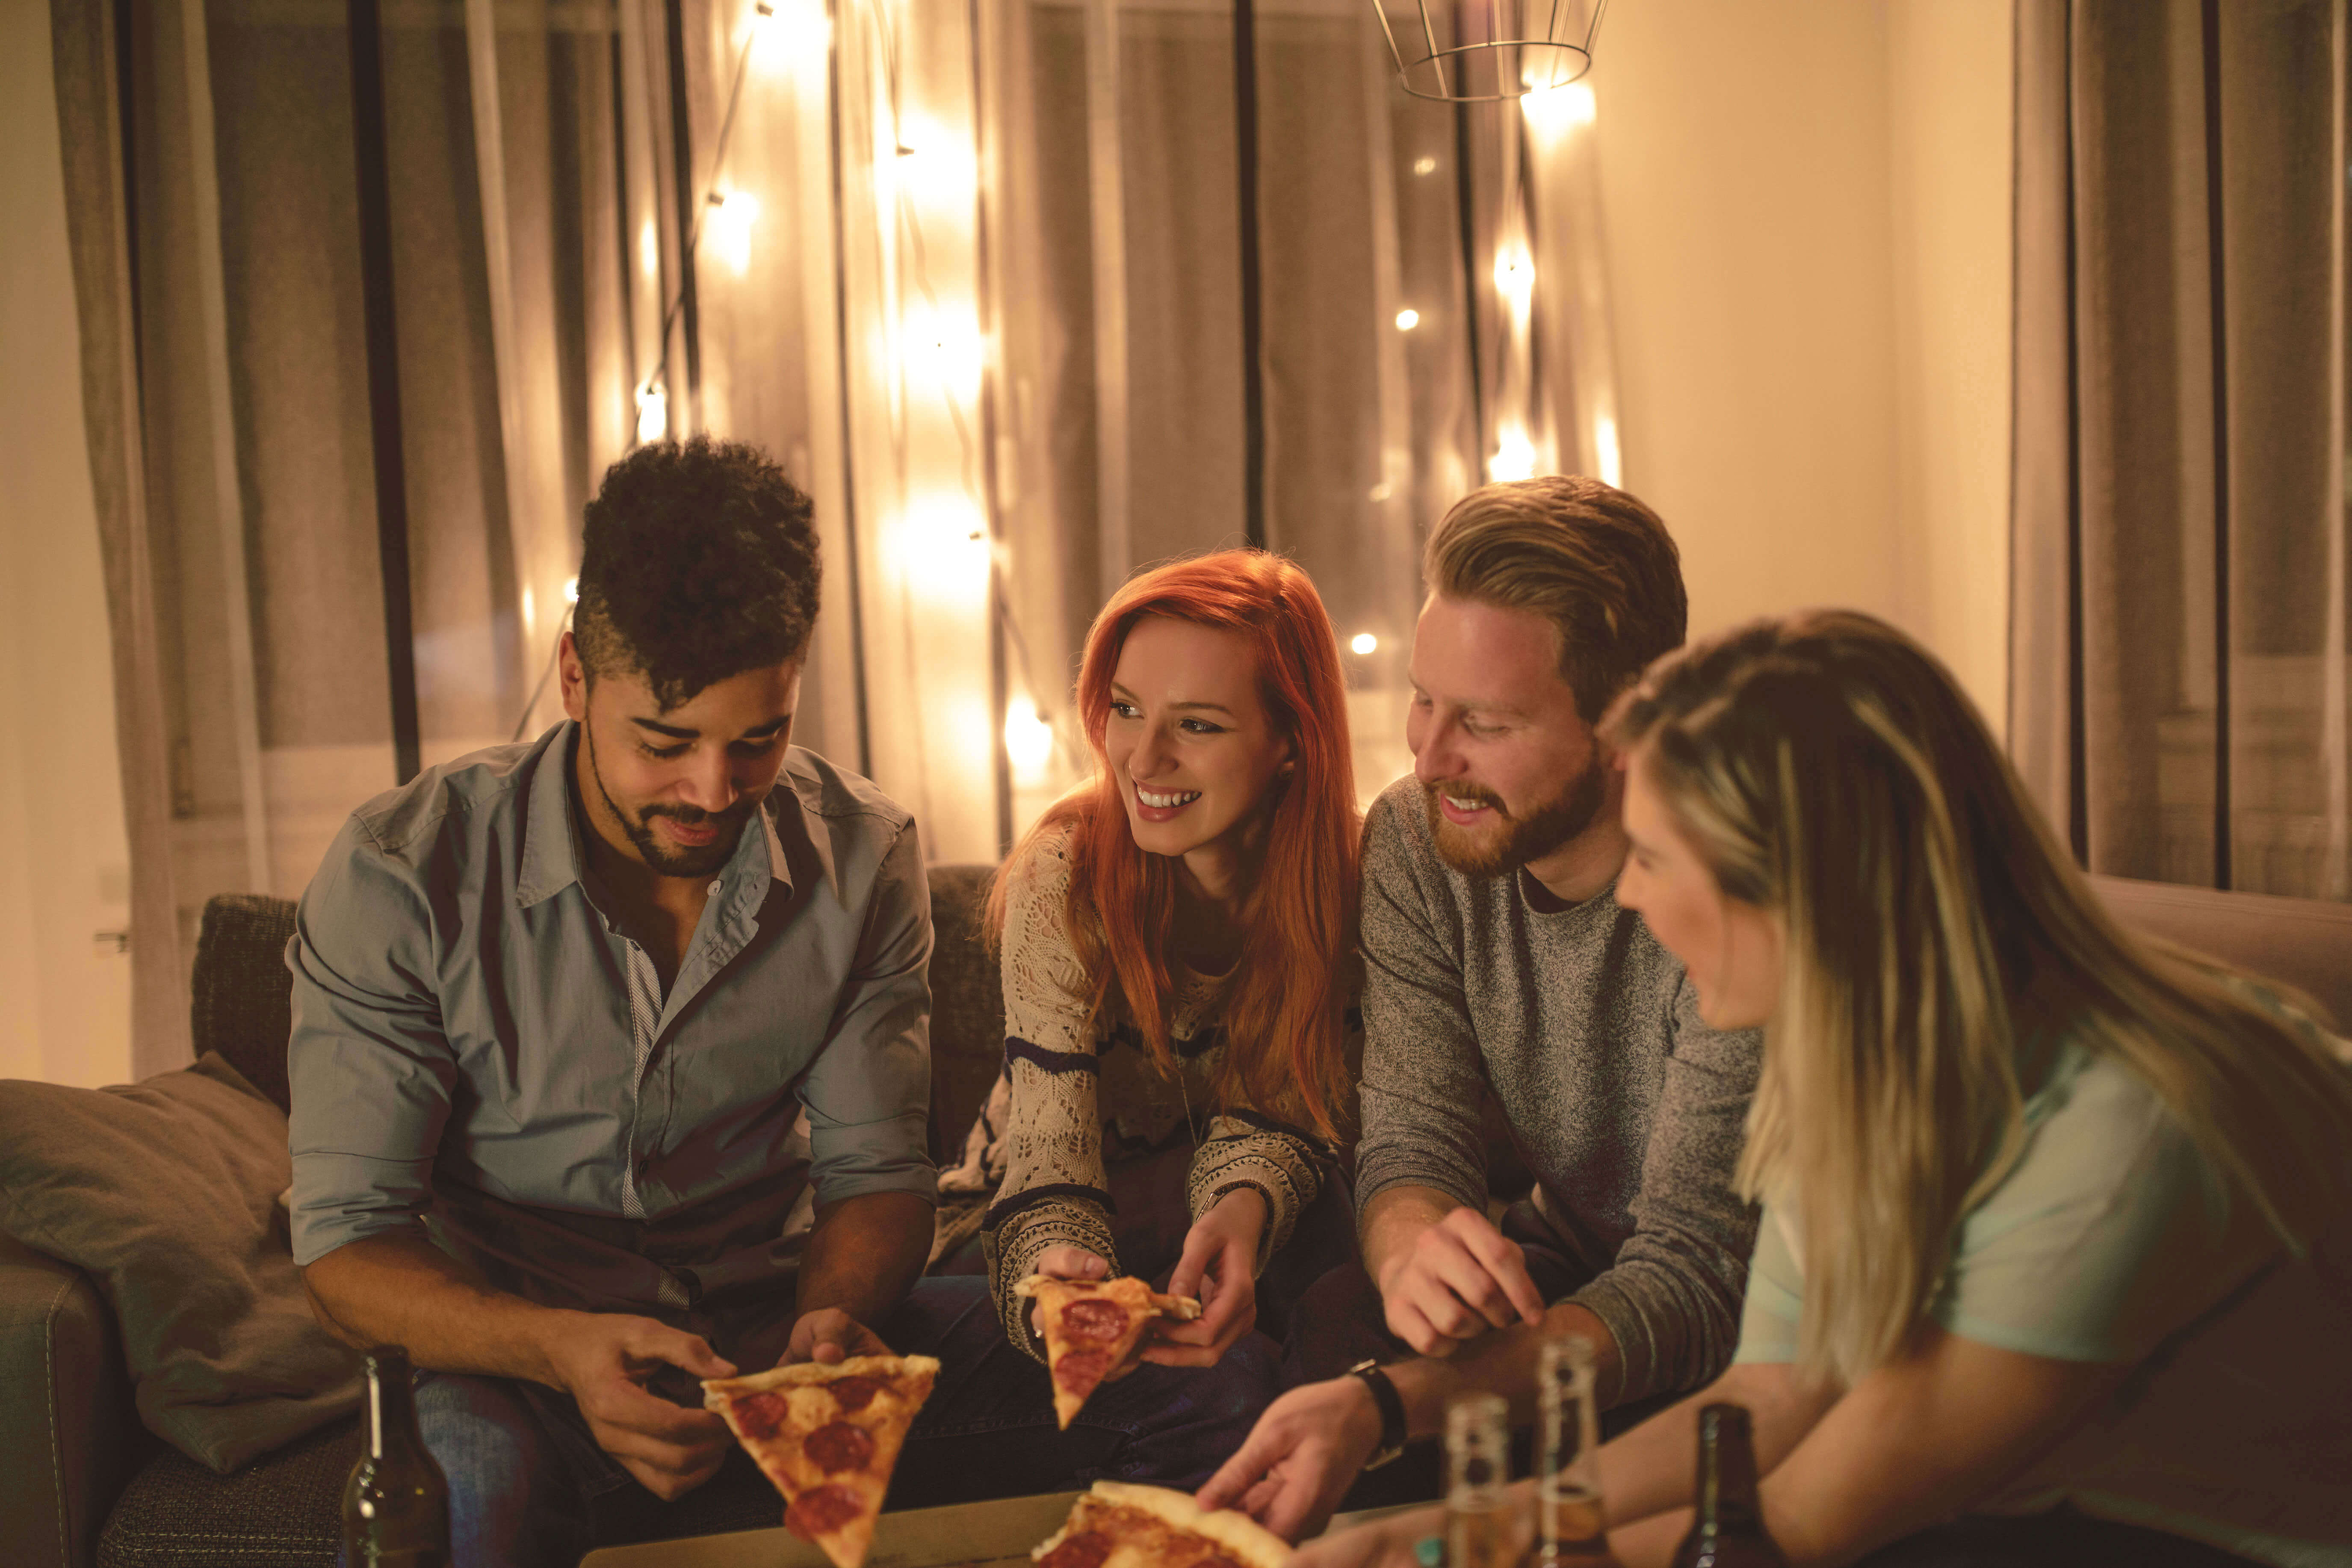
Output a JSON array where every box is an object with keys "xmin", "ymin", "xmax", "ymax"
[{"xmin": 581, "ymin": 1492, "xmax": 1421, "ymax": 1567}]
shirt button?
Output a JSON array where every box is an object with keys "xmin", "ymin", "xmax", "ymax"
[{"xmin": 707, "ymin": 880, "xmax": 722, "ymax": 896}]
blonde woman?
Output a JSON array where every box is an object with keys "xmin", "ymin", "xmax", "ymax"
[{"xmin": 1290, "ymin": 610, "xmax": 2352, "ymax": 1568}]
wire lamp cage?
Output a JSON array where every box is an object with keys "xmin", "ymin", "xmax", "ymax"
[{"xmin": 1373, "ymin": 0, "xmax": 1609, "ymax": 102}]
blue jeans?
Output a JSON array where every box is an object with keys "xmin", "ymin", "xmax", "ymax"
[{"xmin": 408, "ymin": 1274, "xmax": 1279, "ymax": 1568}]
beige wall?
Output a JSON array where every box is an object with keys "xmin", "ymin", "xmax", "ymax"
[
  {"xmin": 0, "ymin": 0, "xmax": 137, "ymax": 1086},
  {"xmin": 1593, "ymin": 0, "xmax": 2014, "ymax": 732}
]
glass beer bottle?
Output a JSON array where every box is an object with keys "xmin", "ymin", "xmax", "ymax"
[
  {"xmin": 1535, "ymin": 1335, "xmax": 1607, "ymax": 1565},
  {"xmin": 1668, "ymin": 1403, "xmax": 1787, "ymax": 1568},
  {"xmin": 342, "ymin": 1345, "xmax": 452, "ymax": 1567},
  {"xmin": 1443, "ymin": 1392, "xmax": 1515, "ymax": 1568}
]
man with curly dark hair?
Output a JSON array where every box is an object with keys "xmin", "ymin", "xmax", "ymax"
[{"xmin": 285, "ymin": 439, "xmax": 1272, "ymax": 1565}]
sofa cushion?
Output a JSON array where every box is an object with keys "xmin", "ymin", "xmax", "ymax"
[
  {"xmin": 0, "ymin": 1052, "xmax": 360, "ymax": 1473},
  {"xmin": 98, "ymin": 1417, "xmax": 354, "ymax": 1568},
  {"xmin": 191, "ymin": 895, "xmax": 299, "ymax": 1115},
  {"xmin": 927, "ymin": 863, "xmax": 1008, "ymax": 1162}
]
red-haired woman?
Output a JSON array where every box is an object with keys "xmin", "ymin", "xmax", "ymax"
[{"xmin": 938, "ymin": 550, "xmax": 1361, "ymax": 1374}]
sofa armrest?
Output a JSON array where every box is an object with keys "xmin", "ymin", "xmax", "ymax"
[{"xmin": 0, "ymin": 1233, "xmax": 144, "ymax": 1568}]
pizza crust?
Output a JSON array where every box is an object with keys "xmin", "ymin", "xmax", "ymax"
[
  {"xmin": 1032, "ymin": 1481, "xmax": 1290, "ymax": 1568},
  {"xmin": 1089, "ymin": 1482, "xmax": 1290, "ymax": 1568},
  {"xmin": 699, "ymin": 1352, "xmax": 942, "ymax": 1398},
  {"xmin": 1015, "ymin": 1276, "xmax": 1205, "ymax": 1321}
]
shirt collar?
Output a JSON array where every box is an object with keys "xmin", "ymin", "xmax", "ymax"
[
  {"xmin": 514, "ymin": 720, "xmax": 796, "ymax": 910},
  {"xmin": 517, "ymin": 723, "xmax": 590, "ymax": 909}
]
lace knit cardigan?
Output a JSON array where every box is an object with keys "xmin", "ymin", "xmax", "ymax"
[{"xmin": 940, "ymin": 825, "xmax": 1330, "ymax": 1352}]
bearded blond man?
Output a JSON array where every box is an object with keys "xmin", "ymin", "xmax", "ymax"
[{"xmin": 1198, "ymin": 476, "xmax": 1762, "ymax": 1539}]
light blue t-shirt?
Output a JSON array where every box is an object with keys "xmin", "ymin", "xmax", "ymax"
[{"xmin": 1736, "ymin": 1036, "xmax": 2352, "ymax": 1567}]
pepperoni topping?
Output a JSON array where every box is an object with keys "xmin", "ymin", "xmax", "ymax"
[
  {"xmin": 1040, "ymin": 1530, "xmax": 1114, "ymax": 1568},
  {"xmin": 786, "ymin": 1485, "xmax": 866, "ymax": 1540},
  {"xmin": 1060, "ymin": 1298, "xmax": 1130, "ymax": 1345},
  {"xmin": 804, "ymin": 1420, "xmax": 876, "ymax": 1475},
  {"xmin": 731, "ymin": 1391, "xmax": 789, "ymax": 1441},
  {"xmin": 1053, "ymin": 1348, "xmax": 1113, "ymax": 1393},
  {"xmin": 826, "ymin": 1375, "xmax": 886, "ymax": 1414}
]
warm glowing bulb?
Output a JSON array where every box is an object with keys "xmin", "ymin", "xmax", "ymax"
[
  {"xmin": 1490, "ymin": 428, "xmax": 1537, "ymax": 481},
  {"xmin": 1004, "ymin": 695, "xmax": 1054, "ymax": 782},
  {"xmin": 1595, "ymin": 415, "xmax": 1622, "ymax": 488},
  {"xmin": 1394, "ymin": 308, "xmax": 1420, "ymax": 331},
  {"xmin": 751, "ymin": 0, "xmax": 829, "ymax": 75},
  {"xmin": 898, "ymin": 501, "xmax": 991, "ymax": 604},
  {"xmin": 879, "ymin": 122, "xmax": 978, "ymax": 213},
  {"xmin": 564, "ymin": 575, "xmax": 580, "ymax": 604},
  {"xmin": 1412, "ymin": 155, "xmax": 1438, "ymax": 176},
  {"xmin": 1494, "ymin": 245, "xmax": 1534, "ymax": 320},
  {"xmin": 635, "ymin": 382, "xmax": 668, "ymax": 445},
  {"xmin": 1350, "ymin": 633, "xmax": 1379, "ymax": 656},
  {"xmin": 706, "ymin": 191, "xmax": 761, "ymax": 276},
  {"xmin": 1521, "ymin": 77, "xmax": 1597, "ymax": 139}
]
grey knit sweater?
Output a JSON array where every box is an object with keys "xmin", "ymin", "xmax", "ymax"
[{"xmin": 1355, "ymin": 775, "xmax": 1762, "ymax": 1407}]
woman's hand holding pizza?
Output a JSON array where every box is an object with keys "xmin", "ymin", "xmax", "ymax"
[
  {"xmin": 1029, "ymin": 1244, "xmax": 1114, "ymax": 1348},
  {"xmin": 1146, "ymin": 1186, "xmax": 1265, "ymax": 1367}
]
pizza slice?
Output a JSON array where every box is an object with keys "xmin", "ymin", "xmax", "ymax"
[
  {"xmin": 1032, "ymin": 1480, "xmax": 1290, "ymax": 1568},
  {"xmin": 1014, "ymin": 1275, "xmax": 1202, "ymax": 1428},
  {"xmin": 701, "ymin": 1352, "xmax": 940, "ymax": 1568}
]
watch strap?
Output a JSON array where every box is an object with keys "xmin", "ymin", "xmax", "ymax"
[{"xmin": 1346, "ymin": 1359, "xmax": 1408, "ymax": 1469}]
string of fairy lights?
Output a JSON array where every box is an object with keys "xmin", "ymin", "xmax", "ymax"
[
  {"xmin": 506, "ymin": 0, "xmax": 1616, "ymax": 808},
  {"xmin": 517, "ymin": 0, "xmax": 1064, "ymax": 799}
]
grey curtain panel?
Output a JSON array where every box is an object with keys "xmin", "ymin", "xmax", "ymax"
[
  {"xmin": 2012, "ymin": 0, "xmax": 2352, "ymax": 901},
  {"xmin": 45, "ymin": 0, "xmax": 693, "ymax": 1065},
  {"xmin": 50, "ymin": 0, "xmax": 194, "ymax": 1078}
]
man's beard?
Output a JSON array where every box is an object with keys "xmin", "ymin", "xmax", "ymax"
[
  {"xmin": 584, "ymin": 728, "xmax": 757, "ymax": 878},
  {"xmin": 1422, "ymin": 751, "xmax": 1610, "ymax": 878}
]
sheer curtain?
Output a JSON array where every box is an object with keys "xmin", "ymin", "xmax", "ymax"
[
  {"xmin": 985, "ymin": 0, "xmax": 1619, "ymax": 818},
  {"xmin": 55, "ymin": 0, "xmax": 1619, "ymax": 1066},
  {"xmin": 56, "ymin": 0, "xmax": 852, "ymax": 1073},
  {"xmin": 2013, "ymin": 0, "xmax": 2350, "ymax": 899}
]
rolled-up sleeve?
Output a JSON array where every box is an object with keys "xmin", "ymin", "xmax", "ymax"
[
  {"xmin": 798, "ymin": 818, "xmax": 937, "ymax": 1209},
  {"xmin": 285, "ymin": 816, "xmax": 459, "ymax": 1266}
]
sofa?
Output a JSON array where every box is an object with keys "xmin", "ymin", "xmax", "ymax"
[
  {"xmin": 2, "ymin": 866, "xmax": 1012, "ymax": 1568},
  {"xmin": 6, "ymin": 869, "xmax": 2350, "ymax": 1567}
]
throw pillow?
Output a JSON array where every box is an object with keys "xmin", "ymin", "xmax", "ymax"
[{"xmin": 0, "ymin": 1051, "xmax": 360, "ymax": 1472}]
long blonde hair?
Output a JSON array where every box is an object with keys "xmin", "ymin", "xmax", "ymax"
[{"xmin": 1603, "ymin": 609, "xmax": 2352, "ymax": 1385}]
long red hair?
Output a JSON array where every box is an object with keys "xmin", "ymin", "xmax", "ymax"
[{"xmin": 990, "ymin": 550, "xmax": 1359, "ymax": 1142}]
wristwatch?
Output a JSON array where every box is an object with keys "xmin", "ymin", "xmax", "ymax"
[{"xmin": 1345, "ymin": 1358, "xmax": 1409, "ymax": 1470}]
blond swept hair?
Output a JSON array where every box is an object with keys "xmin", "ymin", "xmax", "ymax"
[
  {"xmin": 1424, "ymin": 476, "xmax": 1687, "ymax": 721},
  {"xmin": 1603, "ymin": 609, "xmax": 2352, "ymax": 1386}
]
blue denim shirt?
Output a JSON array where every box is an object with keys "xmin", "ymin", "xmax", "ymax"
[{"xmin": 285, "ymin": 721, "xmax": 935, "ymax": 1308}]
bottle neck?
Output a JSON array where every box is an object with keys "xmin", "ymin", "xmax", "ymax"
[
  {"xmin": 1539, "ymin": 1374, "xmax": 1600, "ymax": 1490},
  {"xmin": 1694, "ymin": 1407, "xmax": 1764, "ymax": 1534},
  {"xmin": 366, "ymin": 1356, "xmax": 419, "ymax": 1461}
]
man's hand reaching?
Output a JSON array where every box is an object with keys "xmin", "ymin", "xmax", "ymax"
[
  {"xmin": 539, "ymin": 1311, "xmax": 739, "ymax": 1501},
  {"xmin": 1376, "ymin": 1205, "xmax": 1544, "ymax": 1356},
  {"xmin": 786, "ymin": 1307, "xmax": 893, "ymax": 1366},
  {"xmin": 1195, "ymin": 1374, "xmax": 1386, "ymax": 1541}
]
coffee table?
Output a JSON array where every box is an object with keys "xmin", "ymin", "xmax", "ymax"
[{"xmin": 581, "ymin": 1490, "xmax": 1421, "ymax": 1567}]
